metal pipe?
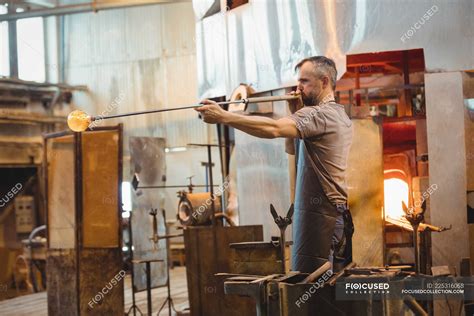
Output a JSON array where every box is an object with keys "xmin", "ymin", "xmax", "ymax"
[
  {"xmin": 208, "ymin": 145, "xmax": 216, "ymax": 227},
  {"xmin": 68, "ymin": 94, "xmax": 301, "ymax": 132},
  {"xmin": 138, "ymin": 184, "xmax": 217, "ymax": 189},
  {"xmin": 90, "ymin": 94, "xmax": 300, "ymax": 122},
  {"xmin": 0, "ymin": 0, "xmax": 191, "ymax": 22},
  {"xmin": 28, "ymin": 225, "xmax": 46, "ymax": 293},
  {"xmin": 146, "ymin": 261, "xmax": 152, "ymax": 316},
  {"xmin": 7, "ymin": 5, "xmax": 18, "ymax": 78}
]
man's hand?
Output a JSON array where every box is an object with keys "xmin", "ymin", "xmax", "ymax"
[
  {"xmin": 287, "ymin": 90, "xmax": 303, "ymax": 114},
  {"xmin": 195, "ymin": 99, "xmax": 228, "ymax": 124},
  {"xmin": 195, "ymin": 97, "xmax": 299, "ymax": 139}
]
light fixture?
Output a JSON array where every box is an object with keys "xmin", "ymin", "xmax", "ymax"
[
  {"xmin": 165, "ymin": 147, "xmax": 187, "ymax": 153},
  {"xmin": 121, "ymin": 182, "xmax": 132, "ymax": 212}
]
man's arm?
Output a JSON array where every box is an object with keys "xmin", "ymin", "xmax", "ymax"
[
  {"xmin": 223, "ymin": 112, "xmax": 299, "ymax": 139},
  {"xmin": 195, "ymin": 100, "xmax": 299, "ymax": 139}
]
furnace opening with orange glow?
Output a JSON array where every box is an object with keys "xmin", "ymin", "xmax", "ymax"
[{"xmin": 384, "ymin": 177, "xmax": 409, "ymax": 220}]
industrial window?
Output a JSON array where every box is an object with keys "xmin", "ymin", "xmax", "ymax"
[
  {"xmin": 17, "ymin": 17, "xmax": 45, "ymax": 82},
  {"xmin": 0, "ymin": 5, "xmax": 8, "ymax": 77}
]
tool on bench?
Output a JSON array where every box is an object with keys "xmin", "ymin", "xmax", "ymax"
[{"xmin": 270, "ymin": 204, "xmax": 294, "ymax": 273}]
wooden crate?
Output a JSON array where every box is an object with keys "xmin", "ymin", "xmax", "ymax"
[{"xmin": 184, "ymin": 225, "xmax": 263, "ymax": 316}]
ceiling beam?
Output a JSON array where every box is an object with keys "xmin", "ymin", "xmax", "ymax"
[
  {"xmin": 21, "ymin": 0, "xmax": 56, "ymax": 8},
  {"xmin": 0, "ymin": 0, "xmax": 191, "ymax": 21}
]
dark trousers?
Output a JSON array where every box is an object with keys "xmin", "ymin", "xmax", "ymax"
[{"xmin": 330, "ymin": 204, "xmax": 354, "ymax": 272}]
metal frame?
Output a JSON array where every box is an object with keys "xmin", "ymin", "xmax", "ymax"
[
  {"xmin": 43, "ymin": 130, "xmax": 72, "ymax": 249},
  {"xmin": 43, "ymin": 124, "xmax": 123, "ymax": 314},
  {"xmin": 0, "ymin": 77, "xmax": 87, "ymax": 90},
  {"xmin": 74, "ymin": 131, "xmax": 81, "ymax": 315}
]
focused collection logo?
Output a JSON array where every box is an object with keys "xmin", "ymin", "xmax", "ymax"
[{"xmin": 345, "ymin": 282, "xmax": 390, "ymax": 294}]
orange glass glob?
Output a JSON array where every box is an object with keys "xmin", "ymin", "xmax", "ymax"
[{"xmin": 67, "ymin": 110, "xmax": 92, "ymax": 132}]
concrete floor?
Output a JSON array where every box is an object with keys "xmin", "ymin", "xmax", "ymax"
[{"xmin": 0, "ymin": 266, "xmax": 189, "ymax": 316}]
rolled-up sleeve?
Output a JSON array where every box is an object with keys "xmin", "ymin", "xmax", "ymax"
[{"xmin": 288, "ymin": 106, "xmax": 326, "ymax": 139}]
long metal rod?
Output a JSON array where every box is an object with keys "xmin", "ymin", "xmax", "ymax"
[
  {"xmin": 0, "ymin": 0, "xmax": 191, "ymax": 22},
  {"xmin": 90, "ymin": 94, "xmax": 300, "ymax": 122},
  {"xmin": 157, "ymin": 210, "xmax": 177, "ymax": 316},
  {"xmin": 279, "ymin": 226, "xmax": 286, "ymax": 273},
  {"xmin": 208, "ymin": 145, "xmax": 216, "ymax": 227},
  {"xmin": 126, "ymin": 212, "xmax": 143, "ymax": 316},
  {"xmin": 145, "ymin": 261, "xmax": 152, "ymax": 316},
  {"xmin": 414, "ymin": 223, "xmax": 420, "ymax": 274},
  {"xmin": 138, "ymin": 184, "xmax": 217, "ymax": 189}
]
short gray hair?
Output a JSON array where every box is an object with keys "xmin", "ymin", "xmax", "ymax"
[{"xmin": 294, "ymin": 56, "xmax": 337, "ymax": 90}]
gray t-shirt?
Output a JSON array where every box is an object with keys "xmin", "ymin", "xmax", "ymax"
[{"xmin": 288, "ymin": 102, "xmax": 353, "ymax": 205}]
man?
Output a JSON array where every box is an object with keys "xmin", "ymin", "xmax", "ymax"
[{"xmin": 195, "ymin": 56, "xmax": 353, "ymax": 273}]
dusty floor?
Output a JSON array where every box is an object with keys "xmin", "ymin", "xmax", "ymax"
[{"xmin": 0, "ymin": 266, "xmax": 189, "ymax": 316}]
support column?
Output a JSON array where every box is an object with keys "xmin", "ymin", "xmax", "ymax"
[
  {"xmin": 7, "ymin": 5, "xmax": 18, "ymax": 78},
  {"xmin": 425, "ymin": 72, "xmax": 468, "ymax": 271}
]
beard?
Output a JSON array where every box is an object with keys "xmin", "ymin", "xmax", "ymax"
[{"xmin": 301, "ymin": 92, "xmax": 319, "ymax": 106}]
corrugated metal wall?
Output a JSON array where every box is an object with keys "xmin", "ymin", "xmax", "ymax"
[
  {"xmin": 63, "ymin": 2, "xmax": 210, "ymax": 149},
  {"xmin": 61, "ymin": 2, "xmax": 222, "ymax": 219}
]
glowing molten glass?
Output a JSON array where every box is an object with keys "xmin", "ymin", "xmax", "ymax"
[{"xmin": 67, "ymin": 110, "xmax": 91, "ymax": 132}]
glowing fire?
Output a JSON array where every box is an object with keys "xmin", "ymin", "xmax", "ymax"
[{"xmin": 384, "ymin": 178, "xmax": 409, "ymax": 219}]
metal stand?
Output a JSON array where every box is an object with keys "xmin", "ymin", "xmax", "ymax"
[
  {"xmin": 126, "ymin": 297, "xmax": 144, "ymax": 316},
  {"xmin": 156, "ymin": 263, "xmax": 176, "ymax": 315},
  {"xmin": 402, "ymin": 201, "xmax": 425, "ymax": 274},
  {"xmin": 187, "ymin": 143, "xmax": 227, "ymax": 227},
  {"xmin": 157, "ymin": 209, "xmax": 178, "ymax": 316},
  {"xmin": 131, "ymin": 172, "xmax": 217, "ymax": 192},
  {"xmin": 402, "ymin": 200, "xmax": 451, "ymax": 274},
  {"xmin": 126, "ymin": 210, "xmax": 143, "ymax": 316},
  {"xmin": 132, "ymin": 259, "xmax": 164, "ymax": 316}
]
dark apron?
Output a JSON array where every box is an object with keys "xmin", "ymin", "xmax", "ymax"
[{"xmin": 291, "ymin": 138, "xmax": 339, "ymax": 273}]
